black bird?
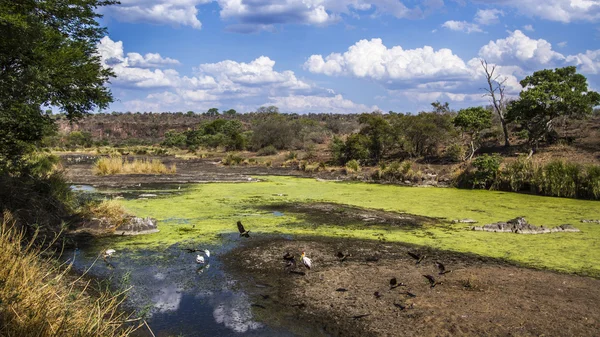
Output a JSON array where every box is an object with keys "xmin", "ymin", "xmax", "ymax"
[
  {"xmin": 374, "ymin": 291, "xmax": 382, "ymax": 299},
  {"xmin": 423, "ymin": 274, "xmax": 442, "ymax": 288},
  {"xmin": 435, "ymin": 261, "xmax": 452, "ymax": 275},
  {"xmin": 407, "ymin": 252, "xmax": 426, "ymax": 265},
  {"xmin": 336, "ymin": 251, "xmax": 349, "ymax": 261},
  {"xmin": 404, "ymin": 291, "xmax": 417, "ymax": 298},
  {"xmin": 389, "ymin": 277, "xmax": 406, "ymax": 289},
  {"xmin": 283, "ymin": 252, "xmax": 294, "ymax": 261},
  {"xmin": 352, "ymin": 314, "xmax": 371, "ymax": 319},
  {"xmin": 394, "ymin": 302, "xmax": 406, "ymax": 310},
  {"xmin": 336, "ymin": 288, "xmax": 348, "ymax": 292},
  {"xmin": 237, "ymin": 221, "xmax": 250, "ymax": 237}
]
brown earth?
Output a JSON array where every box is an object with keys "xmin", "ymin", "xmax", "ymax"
[{"xmin": 223, "ymin": 237, "xmax": 600, "ymax": 337}]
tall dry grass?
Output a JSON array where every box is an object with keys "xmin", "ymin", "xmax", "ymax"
[
  {"xmin": 0, "ymin": 211, "xmax": 138, "ymax": 336},
  {"xmin": 94, "ymin": 156, "xmax": 176, "ymax": 175}
]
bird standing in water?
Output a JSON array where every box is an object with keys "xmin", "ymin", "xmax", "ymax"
[
  {"xmin": 301, "ymin": 252, "xmax": 312, "ymax": 269},
  {"xmin": 237, "ymin": 221, "xmax": 250, "ymax": 237},
  {"xmin": 103, "ymin": 249, "xmax": 116, "ymax": 261}
]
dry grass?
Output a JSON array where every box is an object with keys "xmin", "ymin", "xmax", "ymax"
[
  {"xmin": 94, "ymin": 156, "xmax": 176, "ymax": 175},
  {"xmin": 80, "ymin": 200, "xmax": 130, "ymax": 228},
  {"xmin": 0, "ymin": 211, "xmax": 138, "ymax": 336}
]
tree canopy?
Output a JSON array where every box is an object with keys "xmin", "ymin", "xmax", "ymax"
[
  {"xmin": 454, "ymin": 107, "xmax": 492, "ymax": 160},
  {"xmin": 506, "ymin": 66, "xmax": 600, "ymax": 155},
  {"xmin": 0, "ymin": 0, "xmax": 115, "ymax": 173}
]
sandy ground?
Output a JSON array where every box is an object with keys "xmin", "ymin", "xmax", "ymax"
[{"xmin": 224, "ymin": 237, "xmax": 600, "ymax": 337}]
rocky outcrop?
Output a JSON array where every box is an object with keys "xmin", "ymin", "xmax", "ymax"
[
  {"xmin": 116, "ymin": 217, "xmax": 159, "ymax": 235},
  {"xmin": 471, "ymin": 217, "xmax": 580, "ymax": 234},
  {"xmin": 581, "ymin": 219, "xmax": 600, "ymax": 224},
  {"xmin": 452, "ymin": 219, "xmax": 478, "ymax": 224},
  {"xmin": 73, "ymin": 216, "xmax": 159, "ymax": 236}
]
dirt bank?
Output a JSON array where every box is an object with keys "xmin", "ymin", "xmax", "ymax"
[{"xmin": 223, "ymin": 237, "xmax": 600, "ymax": 337}]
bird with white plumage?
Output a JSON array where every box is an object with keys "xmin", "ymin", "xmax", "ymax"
[
  {"xmin": 196, "ymin": 255, "xmax": 205, "ymax": 264},
  {"xmin": 301, "ymin": 251, "xmax": 312, "ymax": 270}
]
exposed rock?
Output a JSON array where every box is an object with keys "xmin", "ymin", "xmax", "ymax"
[
  {"xmin": 116, "ymin": 217, "xmax": 159, "ymax": 236},
  {"xmin": 471, "ymin": 217, "xmax": 580, "ymax": 234},
  {"xmin": 139, "ymin": 193, "xmax": 157, "ymax": 198},
  {"xmin": 452, "ymin": 219, "xmax": 478, "ymax": 224},
  {"xmin": 581, "ymin": 219, "xmax": 600, "ymax": 224}
]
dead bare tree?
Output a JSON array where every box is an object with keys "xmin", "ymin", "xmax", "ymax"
[{"xmin": 481, "ymin": 59, "xmax": 510, "ymax": 147}]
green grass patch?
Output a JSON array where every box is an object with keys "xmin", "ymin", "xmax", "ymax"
[{"xmin": 113, "ymin": 176, "xmax": 600, "ymax": 277}]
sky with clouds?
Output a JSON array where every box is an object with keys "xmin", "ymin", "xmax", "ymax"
[{"xmin": 96, "ymin": 0, "xmax": 600, "ymax": 114}]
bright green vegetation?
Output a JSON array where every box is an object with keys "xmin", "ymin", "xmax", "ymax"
[{"xmin": 114, "ymin": 176, "xmax": 600, "ymax": 277}]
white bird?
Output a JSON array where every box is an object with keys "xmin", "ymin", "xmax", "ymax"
[
  {"xmin": 204, "ymin": 249, "xmax": 210, "ymax": 258},
  {"xmin": 301, "ymin": 251, "xmax": 312, "ymax": 270},
  {"xmin": 103, "ymin": 249, "xmax": 116, "ymax": 260},
  {"xmin": 196, "ymin": 255, "xmax": 205, "ymax": 264}
]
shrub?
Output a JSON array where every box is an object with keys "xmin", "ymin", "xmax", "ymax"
[
  {"xmin": 471, "ymin": 154, "xmax": 502, "ymax": 189},
  {"xmin": 496, "ymin": 156, "xmax": 535, "ymax": 192},
  {"xmin": 257, "ymin": 145, "xmax": 277, "ymax": 156},
  {"xmin": 221, "ymin": 153, "xmax": 244, "ymax": 166},
  {"xmin": 346, "ymin": 159, "xmax": 361, "ymax": 173},
  {"xmin": 536, "ymin": 161, "xmax": 581, "ymax": 198},
  {"xmin": 286, "ymin": 151, "xmax": 298, "ymax": 160},
  {"xmin": 582, "ymin": 165, "xmax": 600, "ymax": 199},
  {"xmin": 445, "ymin": 144, "xmax": 465, "ymax": 163}
]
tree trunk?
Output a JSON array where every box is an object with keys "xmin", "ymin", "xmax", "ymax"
[
  {"xmin": 467, "ymin": 140, "xmax": 475, "ymax": 161},
  {"xmin": 500, "ymin": 116, "xmax": 510, "ymax": 148}
]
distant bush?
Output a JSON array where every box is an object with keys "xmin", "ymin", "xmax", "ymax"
[
  {"xmin": 345, "ymin": 159, "xmax": 361, "ymax": 173},
  {"xmin": 495, "ymin": 156, "xmax": 535, "ymax": 192},
  {"xmin": 221, "ymin": 153, "xmax": 244, "ymax": 166},
  {"xmin": 286, "ymin": 151, "xmax": 298, "ymax": 160},
  {"xmin": 257, "ymin": 145, "xmax": 277, "ymax": 156},
  {"xmin": 536, "ymin": 161, "xmax": 581, "ymax": 198},
  {"xmin": 444, "ymin": 144, "xmax": 466, "ymax": 163}
]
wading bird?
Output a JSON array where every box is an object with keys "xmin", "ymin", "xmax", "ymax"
[
  {"xmin": 237, "ymin": 221, "xmax": 250, "ymax": 237},
  {"xmin": 407, "ymin": 251, "xmax": 426, "ymax": 265},
  {"xmin": 103, "ymin": 249, "xmax": 116, "ymax": 261},
  {"xmin": 196, "ymin": 255, "xmax": 205, "ymax": 264},
  {"xmin": 204, "ymin": 249, "xmax": 210, "ymax": 258},
  {"xmin": 389, "ymin": 277, "xmax": 405, "ymax": 289},
  {"xmin": 423, "ymin": 274, "xmax": 442, "ymax": 288},
  {"xmin": 435, "ymin": 261, "xmax": 452, "ymax": 275},
  {"xmin": 301, "ymin": 251, "xmax": 312, "ymax": 269}
]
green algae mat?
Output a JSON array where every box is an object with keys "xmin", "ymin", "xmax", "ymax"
[{"xmin": 114, "ymin": 176, "xmax": 600, "ymax": 277}]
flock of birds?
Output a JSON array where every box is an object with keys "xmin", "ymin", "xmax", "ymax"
[
  {"xmin": 277, "ymin": 248, "xmax": 453, "ymax": 315},
  {"xmin": 101, "ymin": 220, "xmax": 254, "ymax": 265},
  {"xmin": 100, "ymin": 219, "xmax": 453, "ymax": 317}
]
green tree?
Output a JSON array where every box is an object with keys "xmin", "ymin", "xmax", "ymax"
[
  {"xmin": 206, "ymin": 108, "xmax": 219, "ymax": 116},
  {"xmin": 358, "ymin": 113, "xmax": 392, "ymax": 164},
  {"xmin": 223, "ymin": 109, "xmax": 237, "ymax": 116},
  {"xmin": 0, "ymin": 0, "xmax": 115, "ymax": 173},
  {"xmin": 453, "ymin": 107, "xmax": 492, "ymax": 160},
  {"xmin": 507, "ymin": 66, "xmax": 600, "ymax": 156}
]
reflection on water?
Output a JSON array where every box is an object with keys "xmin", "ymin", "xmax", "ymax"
[{"xmin": 64, "ymin": 241, "xmax": 296, "ymax": 337}]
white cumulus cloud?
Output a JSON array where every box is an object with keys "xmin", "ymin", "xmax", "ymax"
[
  {"xmin": 103, "ymin": 0, "xmax": 211, "ymax": 29},
  {"xmin": 442, "ymin": 20, "xmax": 483, "ymax": 33},
  {"xmin": 474, "ymin": 0, "xmax": 600, "ymax": 23},
  {"xmin": 478, "ymin": 30, "xmax": 565, "ymax": 69},
  {"xmin": 474, "ymin": 9, "xmax": 504, "ymax": 25}
]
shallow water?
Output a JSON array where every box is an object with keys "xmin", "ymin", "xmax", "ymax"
[{"xmin": 65, "ymin": 237, "xmax": 300, "ymax": 337}]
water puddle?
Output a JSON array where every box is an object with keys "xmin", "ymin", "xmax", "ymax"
[{"xmin": 64, "ymin": 238, "xmax": 298, "ymax": 337}]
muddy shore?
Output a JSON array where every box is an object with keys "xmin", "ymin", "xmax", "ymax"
[{"xmin": 223, "ymin": 237, "xmax": 600, "ymax": 337}]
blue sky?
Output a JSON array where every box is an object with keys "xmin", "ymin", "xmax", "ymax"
[{"xmin": 95, "ymin": 0, "xmax": 600, "ymax": 114}]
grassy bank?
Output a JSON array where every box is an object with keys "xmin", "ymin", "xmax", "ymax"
[
  {"xmin": 0, "ymin": 212, "xmax": 136, "ymax": 336},
  {"xmin": 110, "ymin": 176, "xmax": 600, "ymax": 277}
]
